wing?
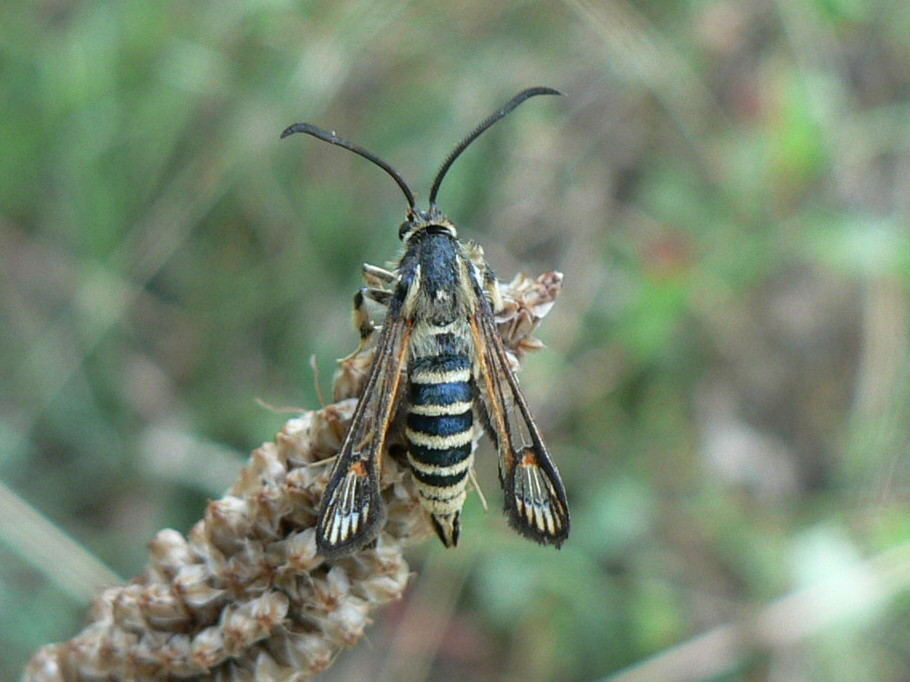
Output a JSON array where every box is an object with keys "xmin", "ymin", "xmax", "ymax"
[
  {"xmin": 469, "ymin": 279, "xmax": 570, "ymax": 547},
  {"xmin": 316, "ymin": 295, "xmax": 411, "ymax": 558}
]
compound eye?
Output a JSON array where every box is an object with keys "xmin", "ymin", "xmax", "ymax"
[{"xmin": 398, "ymin": 220, "xmax": 412, "ymax": 240}]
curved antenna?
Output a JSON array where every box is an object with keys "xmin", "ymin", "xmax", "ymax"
[
  {"xmin": 281, "ymin": 122, "xmax": 416, "ymax": 209},
  {"xmin": 428, "ymin": 86, "xmax": 563, "ymax": 207}
]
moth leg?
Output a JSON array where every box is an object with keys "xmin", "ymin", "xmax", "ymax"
[
  {"xmin": 333, "ymin": 289, "xmax": 389, "ymax": 401},
  {"xmin": 468, "ymin": 466, "xmax": 489, "ymax": 513},
  {"xmin": 334, "ymin": 262, "xmax": 401, "ymax": 402},
  {"xmin": 361, "ymin": 287, "xmax": 393, "ymax": 307},
  {"xmin": 351, "ymin": 290, "xmax": 379, "ymax": 343},
  {"xmin": 359, "ymin": 263, "xmax": 398, "ymax": 336},
  {"xmin": 308, "ymin": 454, "xmax": 337, "ymax": 467},
  {"xmin": 362, "ymin": 263, "xmax": 397, "ymax": 287}
]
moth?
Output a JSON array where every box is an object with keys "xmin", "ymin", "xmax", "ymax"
[{"xmin": 282, "ymin": 87, "xmax": 570, "ymax": 558}]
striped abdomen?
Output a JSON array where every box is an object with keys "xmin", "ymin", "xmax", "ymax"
[{"xmin": 405, "ymin": 322, "xmax": 475, "ymax": 547}]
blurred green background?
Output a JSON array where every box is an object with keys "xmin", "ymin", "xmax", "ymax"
[{"xmin": 3, "ymin": 0, "xmax": 910, "ymax": 680}]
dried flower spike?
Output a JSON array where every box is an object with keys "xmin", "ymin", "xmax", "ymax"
[{"xmin": 24, "ymin": 271, "xmax": 561, "ymax": 681}]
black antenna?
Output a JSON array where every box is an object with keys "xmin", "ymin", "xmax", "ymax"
[
  {"xmin": 428, "ymin": 86, "xmax": 563, "ymax": 207},
  {"xmin": 281, "ymin": 122, "xmax": 416, "ymax": 209}
]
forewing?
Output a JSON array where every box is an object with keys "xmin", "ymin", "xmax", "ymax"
[
  {"xmin": 470, "ymin": 290, "xmax": 570, "ymax": 547},
  {"xmin": 316, "ymin": 303, "xmax": 411, "ymax": 558}
]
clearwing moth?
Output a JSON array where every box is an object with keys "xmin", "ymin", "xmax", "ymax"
[{"xmin": 282, "ymin": 87, "xmax": 570, "ymax": 558}]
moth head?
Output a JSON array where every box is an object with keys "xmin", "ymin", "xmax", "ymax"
[{"xmin": 398, "ymin": 207, "xmax": 457, "ymax": 244}]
